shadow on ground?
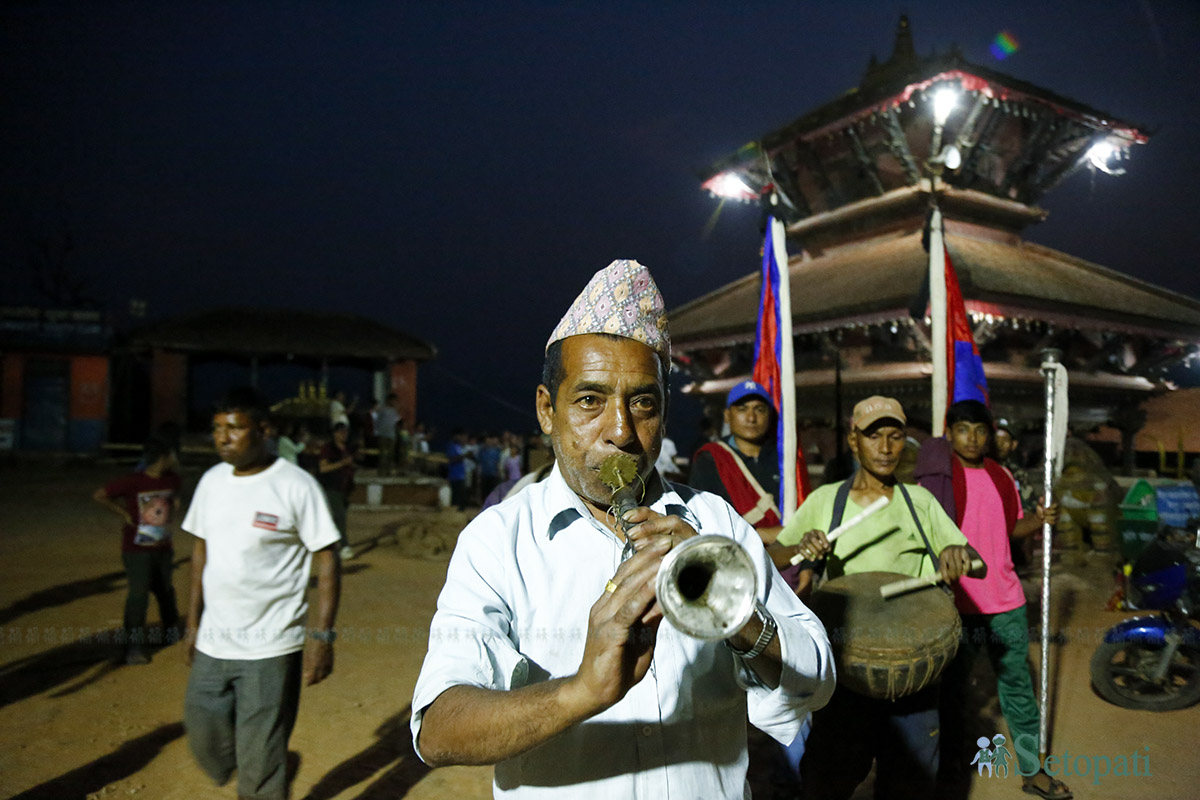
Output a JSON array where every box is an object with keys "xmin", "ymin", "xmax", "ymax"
[
  {"xmin": 9, "ymin": 721, "xmax": 184, "ymax": 799},
  {"xmin": 0, "ymin": 626, "xmax": 181, "ymax": 708},
  {"xmin": 300, "ymin": 705, "xmax": 431, "ymax": 799},
  {"xmin": 0, "ymin": 557, "xmax": 189, "ymax": 627}
]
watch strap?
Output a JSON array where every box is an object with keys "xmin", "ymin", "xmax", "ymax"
[{"xmin": 727, "ymin": 601, "xmax": 776, "ymax": 659}]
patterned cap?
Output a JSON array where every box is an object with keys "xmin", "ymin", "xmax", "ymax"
[{"xmin": 546, "ymin": 259, "xmax": 670, "ymax": 360}]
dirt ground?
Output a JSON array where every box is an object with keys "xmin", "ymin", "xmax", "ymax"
[{"xmin": 1, "ymin": 461, "xmax": 1197, "ymax": 800}]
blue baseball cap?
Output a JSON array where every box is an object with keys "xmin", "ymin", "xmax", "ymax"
[{"xmin": 726, "ymin": 380, "xmax": 771, "ymax": 408}]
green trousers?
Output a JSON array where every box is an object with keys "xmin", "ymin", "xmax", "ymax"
[{"xmin": 943, "ymin": 605, "xmax": 1042, "ymax": 779}]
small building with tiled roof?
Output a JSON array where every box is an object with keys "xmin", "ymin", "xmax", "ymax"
[{"xmin": 124, "ymin": 308, "xmax": 436, "ymax": 439}]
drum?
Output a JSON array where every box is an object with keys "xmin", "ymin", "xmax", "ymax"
[{"xmin": 809, "ymin": 571, "xmax": 961, "ymax": 700}]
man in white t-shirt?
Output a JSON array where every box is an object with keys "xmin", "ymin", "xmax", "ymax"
[
  {"xmin": 329, "ymin": 390, "xmax": 355, "ymax": 430},
  {"xmin": 182, "ymin": 388, "xmax": 342, "ymax": 800}
]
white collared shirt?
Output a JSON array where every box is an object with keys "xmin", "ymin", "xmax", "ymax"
[{"xmin": 411, "ymin": 464, "xmax": 834, "ymax": 799}]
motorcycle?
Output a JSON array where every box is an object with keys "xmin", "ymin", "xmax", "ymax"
[{"xmin": 1090, "ymin": 521, "xmax": 1200, "ymax": 710}]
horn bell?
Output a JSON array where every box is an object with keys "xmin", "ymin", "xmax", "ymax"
[{"xmin": 656, "ymin": 534, "xmax": 758, "ymax": 641}]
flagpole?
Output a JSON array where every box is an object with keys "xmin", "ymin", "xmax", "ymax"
[
  {"xmin": 772, "ymin": 215, "xmax": 798, "ymax": 521},
  {"xmin": 929, "ymin": 205, "xmax": 948, "ymax": 437},
  {"xmin": 1038, "ymin": 348, "xmax": 1060, "ymax": 758}
]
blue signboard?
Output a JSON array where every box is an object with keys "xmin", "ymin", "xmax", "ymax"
[{"xmin": 1156, "ymin": 483, "xmax": 1200, "ymax": 528}]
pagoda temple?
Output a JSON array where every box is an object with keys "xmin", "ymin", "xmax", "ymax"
[{"xmin": 673, "ymin": 16, "xmax": 1200, "ymax": 463}]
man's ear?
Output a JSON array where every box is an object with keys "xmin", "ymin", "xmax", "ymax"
[
  {"xmin": 722, "ymin": 407, "xmax": 732, "ymax": 428},
  {"xmin": 535, "ymin": 385, "xmax": 554, "ymax": 435}
]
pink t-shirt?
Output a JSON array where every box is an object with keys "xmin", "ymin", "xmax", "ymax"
[{"xmin": 953, "ymin": 466, "xmax": 1025, "ymax": 615}]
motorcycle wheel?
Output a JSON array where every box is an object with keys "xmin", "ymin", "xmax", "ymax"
[{"xmin": 1090, "ymin": 640, "xmax": 1200, "ymax": 711}]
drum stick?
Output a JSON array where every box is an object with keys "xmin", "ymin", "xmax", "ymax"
[
  {"xmin": 879, "ymin": 558, "xmax": 985, "ymax": 599},
  {"xmin": 789, "ymin": 495, "xmax": 889, "ymax": 565}
]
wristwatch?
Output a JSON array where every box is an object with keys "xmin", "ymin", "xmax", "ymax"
[
  {"xmin": 309, "ymin": 629, "xmax": 337, "ymax": 644},
  {"xmin": 726, "ymin": 601, "xmax": 777, "ymax": 660}
]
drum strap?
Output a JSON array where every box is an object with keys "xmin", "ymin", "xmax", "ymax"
[
  {"xmin": 826, "ymin": 477, "xmax": 943, "ymax": 575},
  {"xmin": 828, "ymin": 477, "xmax": 853, "ymax": 532},
  {"xmin": 895, "ymin": 483, "xmax": 942, "ymax": 574}
]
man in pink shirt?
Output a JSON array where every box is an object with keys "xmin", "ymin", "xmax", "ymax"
[{"xmin": 917, "ymin": 400, "xmax": 1070, "ymax": 800}]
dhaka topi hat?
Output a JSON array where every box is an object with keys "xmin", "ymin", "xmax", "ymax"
[
  {"xmin": 851, "ymin": 396, "xmax": 906, "ymax": 430},
  {"xmin": 726, "ymin": 380, "xmax": 772, "ymax": 408},
  {"xmin": 546, "ymin": 259, "xmax": 670, "ymax": 360}
]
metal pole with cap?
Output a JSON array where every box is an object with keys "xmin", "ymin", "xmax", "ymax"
[{"xmin": 1038, "ymin": 347, "xmax": 1061, "ymax": 757}]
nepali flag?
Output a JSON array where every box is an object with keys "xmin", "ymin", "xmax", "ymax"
[
  {"xmin": 943, "ymin": 248, "xmax": 990, "ymax": 407},
  {"xmin": 752, "ymin": 215, "xmax": 810, "ymax": 514},
  {"xmin": 926, "ymin": 206, "xmax": 989, "ymax": 433}
]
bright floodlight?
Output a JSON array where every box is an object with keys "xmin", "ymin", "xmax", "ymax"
[
  {"xmin": 1087, "ymin": 141, "xmax": 1117, "ymax": 170},
  {"xmin": 1087, "ymin": 139, "xmax": 1128, "ymax": 175},
  {"xmin": 709, "ymin": 172, "xmax": 756, "ymax": 199},
  {"xmin": 931, "ymin": 87, "xmax": 959, "ymax": 125},
  {"xmin": 930, "ymin": 144, "xmax": 962, "ymax": 171}
]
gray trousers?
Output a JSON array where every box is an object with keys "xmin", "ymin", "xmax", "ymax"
[{"xmin": 184, "ymin": 650, "xmax": 302, "ymax": 800}]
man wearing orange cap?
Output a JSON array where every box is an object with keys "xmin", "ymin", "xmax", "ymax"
[
  {"xmin": 410, "ymin": 259, "xmax": 834, "ymax": 799},
  {"xmin": 777, "ymin": 395, "xmax": 983, "ymax": 800}
]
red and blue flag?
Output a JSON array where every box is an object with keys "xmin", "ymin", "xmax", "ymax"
[
  {"xmin": 943, "ymin": 249, "xmax": 989, "ymax": 406},
  {"xmin": 753, "ymin": 216, "xmax": 810, "ymax": 508}
]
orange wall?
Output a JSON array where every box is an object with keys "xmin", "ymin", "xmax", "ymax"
[
  {"xmin": 389, "ymin": 360, "xmax": 417, "ymax": 431},
  {"xmin": 70, "ymin": 356, "xmax": 109, "ymax": 420}
]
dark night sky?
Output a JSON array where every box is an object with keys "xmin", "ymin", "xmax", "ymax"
[{"xmin": 3, "ymin": 1, "xmax": 1198, "ymax": 441}]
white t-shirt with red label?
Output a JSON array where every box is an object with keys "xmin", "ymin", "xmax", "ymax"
[
  {"xmin": 182, "ymin": 458, "xmax": 341, "ymax": 660},
  {"xmin": 953, "ymin": 466, "xmax": 1026, "ymax": 615}
]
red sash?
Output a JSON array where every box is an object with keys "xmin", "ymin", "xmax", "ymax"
[{"xmin": 695, "ymin": 442, "xmax": 780, "ymax": 528}]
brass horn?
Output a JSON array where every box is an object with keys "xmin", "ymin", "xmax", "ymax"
[
  {"xmin": 597, "ymin": 453, "xmax": 757, "ymax": 640},
  {"xmin": 600, "ymin": 453, "xmax": 643, "ymax": 561},
  {"xmin": 656, "ymin": 534, "xmax": 758, "ymax": 641}
]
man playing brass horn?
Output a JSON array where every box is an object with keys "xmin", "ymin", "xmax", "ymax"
[
  {"xmin": 411, "ymin": 259, "xmax": 835, "ymax": 798},
  {"xmin": 777, "ymin": 396, "xmax": 984, "ymax": 800}
]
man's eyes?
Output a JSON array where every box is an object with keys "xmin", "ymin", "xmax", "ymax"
[{"xmin": 573, "ymin": 394, "xmax": 658, "ymax": 412}]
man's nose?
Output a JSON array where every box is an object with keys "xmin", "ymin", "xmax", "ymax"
[{"xmin": 604, "ymin": 402, "xmax": 636, "ymax": 447}]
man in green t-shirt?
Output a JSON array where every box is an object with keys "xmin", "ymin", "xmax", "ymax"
[{"xmin": 776, "ymin": 396, "xmax": 983, "ymax": 800}]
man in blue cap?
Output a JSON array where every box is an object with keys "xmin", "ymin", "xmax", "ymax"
[{"xmin": 689, "ymin": 380, "xmax": 803, "ymax": 570}]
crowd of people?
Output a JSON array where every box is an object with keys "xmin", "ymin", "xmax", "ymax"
[{"xmin": 88, "ymin": 257, "xmax": 1101, "ymax": 800}]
